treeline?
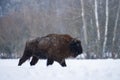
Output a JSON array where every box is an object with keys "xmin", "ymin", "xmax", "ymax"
[{"xmin": 0, "ymin": 13, "xmax": 29, "ymax": 58}]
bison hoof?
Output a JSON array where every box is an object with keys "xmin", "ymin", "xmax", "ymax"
[
  {"xmin": 61, "ymin": 62, "xmax": 67, "ymax": 67},
  {"xmin": 30, "ymin": 62, "xmax": 35, "ymax": 66},
  {"xmin": 47, "ymin": 59, "xmax": 54, "ymax": 66},
  {"xmin": 30, "ymin": 56, "xmax": 39, "ymax": 66},
  {"xmin": 18, "ymin": 63, "xmax": 21, "ymax": 66}
]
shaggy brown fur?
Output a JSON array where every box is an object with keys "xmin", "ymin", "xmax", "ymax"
[{"xmin": 18, "ymin": 34, "xmax": 83, "ymax": 67}]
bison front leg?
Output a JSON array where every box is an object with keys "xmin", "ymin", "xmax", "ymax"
[
  {"xmin": 18, "ymin": 53, "xmax": 32, "ymax": 66},
  {"xmin": 47, "ymin": 58, "xmax": 54, "ymax": 66},
  {"xmin": 60, "ymin": 60, "xmax": 67, "ymax": 67},
  {"xmin": 30, "ymin": 56, "xmax": 39, "ymax": 66}
]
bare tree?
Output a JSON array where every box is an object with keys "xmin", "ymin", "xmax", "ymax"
[
  {"xmin": 80, "ymin": 0, "xmax": 88, "ymax": 46},
  {"xmin": 94, "ymin": 0, "xmax": 101, "ymax": 58},
  {"xmin": 94, "ymin": 0, "xmax": 100, "ymax": 41},
  {"xmin": 103, "ymin": 0, "xmax": 109, "ymax": 56},
  {"xmin": 112, "ymin": 0, "xmax": 120, "ymax": 58}
]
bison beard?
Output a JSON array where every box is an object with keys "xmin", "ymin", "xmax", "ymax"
[{"xmin": 18, "ymin": 34, "xmax": 83, "ymax": 67}]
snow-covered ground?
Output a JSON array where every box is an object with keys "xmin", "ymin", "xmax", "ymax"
[{"xmin": 0, "ymin": 59, "xmax": 120, "ymax": 80}]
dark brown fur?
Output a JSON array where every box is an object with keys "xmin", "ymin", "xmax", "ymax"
[{"xmin": 18, "ymin": 34, "xmax": 83, "ymax": 67}]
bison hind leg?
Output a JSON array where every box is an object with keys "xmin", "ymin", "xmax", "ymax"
[
  {"xmin": 47, "ymin": 58, "xmax": 54, "ymax": 66},
  {"xmin": 30, "ymin": 56, "xmax": 39, "ymax": 66}
]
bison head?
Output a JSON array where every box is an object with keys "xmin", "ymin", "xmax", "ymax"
[{"xmin": 69, "ymin": 39, "xmax": 83, "ymax": 57}]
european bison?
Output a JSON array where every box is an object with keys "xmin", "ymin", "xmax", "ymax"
[{"xmin": 18, "ymin": 34, "xmax": 83, "ymax": 67}]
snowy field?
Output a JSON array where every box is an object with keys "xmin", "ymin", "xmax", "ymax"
[{"xmin": 0, "ymin": 59, "xmax": 120, "ymax": 80}]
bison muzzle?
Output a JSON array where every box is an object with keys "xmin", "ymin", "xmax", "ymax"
[{"xmin": 18, "ymin": 34, "xmax": 83, "ymax": 67}]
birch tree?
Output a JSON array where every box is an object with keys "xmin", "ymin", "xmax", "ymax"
[
  {"xmin": 103, "ymin": 0, "xmax": 109, "ymax": 56},
  {"xmin": 80, "ymin": 0, "xmax": 88, "ymax": 46},
  {"xmin": 94, "ymin": 0, "xmax": 100, "ymax": 41},
  {"xmin": 112, "ymin": 0, "xmax": 120, "ymax": 58},
  {"xmin": 94, "ymin": 0, "xmax": 101, "ymax": 57}
]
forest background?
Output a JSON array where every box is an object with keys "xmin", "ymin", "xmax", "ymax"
[{"xmin": 0, "ymin": 0, "xmax": 120, "ymax": 59}]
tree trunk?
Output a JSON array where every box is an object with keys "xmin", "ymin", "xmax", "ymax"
[
  {"xmin": 94, "ymin": 0, "xmax": 101, "ymax": 58},
  {"xmin": 112, "ymin": 1, "xmax": 120, "ymax": 58},
  {"xmin": 103, "ymin": 0, "xmax": 109, "ymax": 57}
]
